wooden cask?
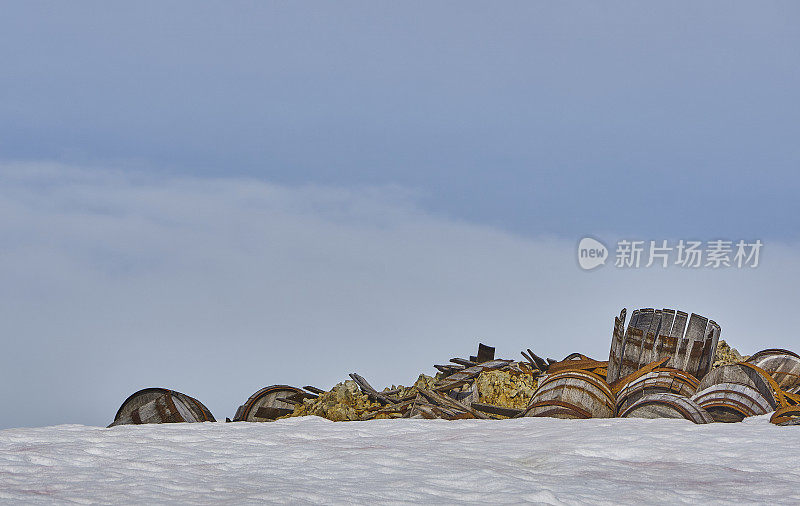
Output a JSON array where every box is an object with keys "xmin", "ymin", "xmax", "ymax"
[
  {"xmin": 770, "ymin": 406, "xmax": 800, "ymax": 426},
  {"xmin": 615, "ymin": 368, "xmax": 699, "ymax": 416},
  {"xmin": 110, "ymin": 388, "xmax": 215, "ymax": 427},
  {"xmin": 746, "ymin": 349, "xmax": 800, "ymax": 392},
  {"xmin": 691, "ymin": 364, "xmax": 777, "ymax": 423},
  {"xmin": 524, "ymin": 370, "xmax": 615, "ymax": 419},
  {"xmin": 233, "ymin": 385, "xmax": 306, "ymax": 422},
  {"xmin": 607, "ymin": 308, "xmax": 720, "ymax": 385},
  {"xmin": 619, "ymin": 393, "xmax": 714, "ymax": 424}
]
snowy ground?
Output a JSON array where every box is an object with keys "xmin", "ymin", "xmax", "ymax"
[{"xmin": 0, "ymin": 415, "xmax": 797, "ymax": 505}]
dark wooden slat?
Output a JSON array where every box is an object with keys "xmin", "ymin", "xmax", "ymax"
[
  {"xmin": 471, "ymin": 402, "xmax": 524, "ymax": 418},
  {"xmin": 254, "ymin": 406, "xmax": 294, "ymax": 419},
  {"xmin": 283, "ymin": 391, "xmax": 317, "ymax": 403},
  {"xmin": 435, "ymin": 364, "xmax": 464, "ymax": 375},
  {"xmin": 349, "ymin": 373, "xmax": 398, "ymax": 404},
  {"xmin": 303, "ymin": 386, "xmax": 326, "ymax": 395},
  {"xmin": 527, "ymin": 349, "xmax": 549, "ymax": 371},
  {"xmin": 476, "ymin": 343, "xmax": 495, "ymax": 363},
  {"xmin": 279, "ymin": 397, "xmax": 303, "ymax": 405},
  {"xmin": 450, "ymin": 358, "xmax": 477, "ymax": 367},
  {"xmin": 433, "ymin": 359, "xmax": 512, "ymax": 392},
  {"xmin": 417, "ymin": 388, "xmax": 493, "ymax": 420}
]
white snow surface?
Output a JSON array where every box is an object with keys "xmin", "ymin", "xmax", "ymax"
[{"xmin": 0, "ymin": 415, "xmax": 797, "ymax": 505}]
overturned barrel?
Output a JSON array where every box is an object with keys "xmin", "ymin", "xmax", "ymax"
[
  {"xmin": 615, "ymin": 368, "xmax": 700, "ymax": 416},
  {"xmin": 691, "ymin": 364, "xmax": 777, "ymax": 423},
  {"xmin": 746, "ymin": 349, "xmax": 800, "ymax": 392},
  {"xmin": 233, "ymin": 385, "xmax": 307, "ymax": 422},
  {"xmin": 619, "ymin": 393, "xmax": 714, "ymax": 424},
  {"xmin": 524, "ymin": 370, "xmax": 615, "ymax": 419},
  {"xmin": 770, "ymin": 406, "xmax": 800, "ymax": 426},
  {"xmin": 110, "ymin": 388, "xmax": 215, "ymax": 427}
]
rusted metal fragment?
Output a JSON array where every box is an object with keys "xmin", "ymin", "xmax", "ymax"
[{"xmin": 547, "ymin": 359, "xmax": 608, "ymax": 375}]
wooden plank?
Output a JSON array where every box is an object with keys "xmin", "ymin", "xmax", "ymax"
[
  {"xmin": 527, "ymin": 349, "xmax": 549, "ymax": 371},
  {"xmin": 282, "ymin": 391, "xmax": 317, "ymax": 403},
  {"xmin": 434, "ymin": 364, "xmax": 464, "ymax": 376},
  {"xmin": 418, "ymin": 388, "xmax": 492, "ymax": 420},
  {"xmin": 450, "ymin": 358, "xmax": 477, "ymax": 367},
  {"xmin": 659, "ymin": 309, "xmax": 676, "ymax": 340},
  {"xmin": 476, "ymin": 343, "xmax": 495, "ymax": 363},
  {"xmin": 471, "ymin": 402, "xmax": 524, "ymax": 418},
  {"xmin": 254, "ymin": 406, "xmax": 294, "ymax": 419},
  {"xmin": 349, "ymin": 373, "xmax": 397, "ymax": 404},
  {"xmin": 433, "ymin": 359, "xmax": 512, "ymax": 392},
  {"xmin": 303, "ymin": 386, "xmax": 326, "ymax": 395},
  {"xmin": 606, "ymin": 308, "xmax": 627, "ymax": 383},
  {"xmin": 670, "ymin": 310, "xmax": 688, "ymax": 339}
]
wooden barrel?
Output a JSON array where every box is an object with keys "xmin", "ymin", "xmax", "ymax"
[
  {"xmin": 770, "ymin": 406, "xmax": 800, "ymax": 426},
  {"xmin": 524, "ymin": 370, "xmax": 615, "ymax": 419},
  {"xmin": 691, "ymin": 364, "xmax": 777, "ymax": 423},
  {"xmin": 619, "ymin": 393, "xmax": 714, "ymax": 424},
  {"xmin": 110, "ymin": 388, "xmax": 215, "ymax": 427},
  {"xmin": 615, "ymin": 368, "xmax": 699, "ymax": 415},
  {"xmin": 746, "ymin": 349, "xmax": 800, "ymax": 392},
  {"xmin": 233, "ymin": 385, "xmax": 306, "ymax": 422},
  {"xmin": 607, "ymin": 308, "xmax": 720, "ymax": 384}
]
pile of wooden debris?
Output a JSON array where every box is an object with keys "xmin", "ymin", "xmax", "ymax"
[
  {"xmin": 108, "ymin": 307, "xmax": 800, "ymax": 427},
  {"xmin": 274, "ymin": 344, "xmax": 542, "ymax": 421}
]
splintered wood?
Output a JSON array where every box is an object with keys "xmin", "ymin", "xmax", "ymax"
[{"xmin": 109, "ymin": 308, "xmax": 800, "ymax": 427}]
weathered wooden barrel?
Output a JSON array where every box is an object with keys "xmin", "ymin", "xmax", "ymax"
[
  {"xmin": 109, "ymin": 388, "xmax": 215, "ymax": 427},
  {"xmin": 770, "ymin": 406, "xmax": 800, "ymax": 426},
  {"xmin": 607, "ymin": 307, "xmax": 720, "ymax": 384},
  {"xmin": 691, "ymin": 364, "xmax": 777, "ymax": 423},
  {"xmin": 233, "ymin": 385, "xmax": 306, "ymax": 422},
  {"xmin": 619, "ymin": 393, "xmax": 714, "ymax": 424},
  {"xmin": 615, "ymin": 368, "xmax": 699, "ymax": 415},
  {"xmin": 746, "ymin": 349, "xmax": 800, "ymax": 392},
  {"xmin": 524, "ymin": 370, "xmax": 615, "ymax": 419}
]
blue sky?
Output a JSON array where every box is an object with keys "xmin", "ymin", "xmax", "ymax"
[
  {"xmin": 3, "ymin": 2, "xmax": 798, "ymax": 238},
  {"xmin": 1, "ymin": 2, "xmax": 799, "ymax": 428}
]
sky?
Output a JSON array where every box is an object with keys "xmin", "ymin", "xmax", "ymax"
[{"xmin": 0, "ymin": 2, "xmax": 799, "ymax": 428}]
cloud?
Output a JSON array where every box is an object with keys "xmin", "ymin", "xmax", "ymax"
[{"xmin": 0, "ymin": 161, "xmax": 798, "ymax": 428}]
